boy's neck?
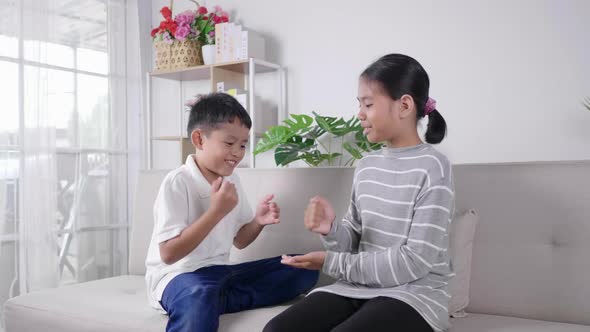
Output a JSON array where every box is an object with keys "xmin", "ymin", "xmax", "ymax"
[{"xmin": 193, "ymin": 155, "xmax": 221, "ymax": 184}]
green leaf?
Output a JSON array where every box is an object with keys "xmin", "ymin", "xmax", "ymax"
[
  {"xmin": 197, "ymin": 20, "xmax": 207, "ymax": 31},
  {"xmin": 282, "ymin": 114, "xmax": 313, "ymax": 136},
  {"xmin": 301, "ymin": 150, "xmax": 341, "ymax": 166},
  {"xmin": 343, "ymin": 142, "xmax": 363, "ymax": 159},
  {"xmin": 313, "ymin": 112, "xmax": 358, "ymax": 137},
  {"xmin": 274, "ymin": 135, "xmax": 315, "ymax": 166},
  {"xmin": 253, "ymin": 126, "xmax": 291, "ymax": 155},
  {"xmin": 301, "ymin": 125, "xmax": 325, "ymax": 140},
  {"xmin": 332, "ymin": 116, "xmax": 360, "ymax": 136},
  {"xmin": 354, "ymin": 129, "xmax": 383, "ymax": 152}
]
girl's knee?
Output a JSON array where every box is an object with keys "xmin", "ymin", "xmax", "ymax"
[{"xmin": 263, "ymin": 315, "xmax": 288, "ymax": 332}]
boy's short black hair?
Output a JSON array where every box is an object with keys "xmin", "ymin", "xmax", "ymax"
[{"xmin": 187, "ymin": 92, "xmax": 252, "ymax": 137}]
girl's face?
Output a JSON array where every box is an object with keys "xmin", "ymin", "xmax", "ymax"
[
  {"xmin": 357, "ymin": 78, "xmax": 420, "ymax": 147},
  {"xmin": 357, "ymin": 78, "xmax": 402, "ymax": 144}
]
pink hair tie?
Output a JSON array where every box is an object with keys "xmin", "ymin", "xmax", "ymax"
[{"xmin": 424, "ymin": 97, "xmax": 437, "ymax": 115}]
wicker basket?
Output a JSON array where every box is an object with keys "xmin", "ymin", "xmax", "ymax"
[
  {"xmin": 170, "ymin": 39, "xmax": 203, "ymax": 69},
  {"xmin": 154, "ymin": 41, "xmax": 172, "ymax": 71},
  {"xmin": 153, "ymin": 0, "xmax": 204, "ymax": 71}
]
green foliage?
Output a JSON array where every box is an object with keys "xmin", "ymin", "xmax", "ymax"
[{"xmin": 254, "ymin": 112, "xmax": 382, "ymax": 167}]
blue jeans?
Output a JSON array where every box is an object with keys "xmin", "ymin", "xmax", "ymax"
[{"xmin": 160, "ymin": 256, "xmax": 319, "ymax": 332}]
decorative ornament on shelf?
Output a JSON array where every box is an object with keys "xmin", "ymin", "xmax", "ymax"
[{"xmin": 151, "ymin": 0, "xmax": 229, "ymax": 71}]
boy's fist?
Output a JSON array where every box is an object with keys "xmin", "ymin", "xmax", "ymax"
[
  {"xmin": 210, "ymin": 177, "xmax": 238, "ymax": 217},
  {"xmin": 304, "ymin": 196, "xmax": 335, "ymax": 235}
]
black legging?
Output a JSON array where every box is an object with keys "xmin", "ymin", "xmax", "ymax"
[{"xmin": 263, "ymin": 291, "xmax": 434, "ymax": 332}]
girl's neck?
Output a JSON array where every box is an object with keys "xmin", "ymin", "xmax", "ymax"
[{"xmin": 386, "ymin": 131, "xmax": 423, "ymax": 149}]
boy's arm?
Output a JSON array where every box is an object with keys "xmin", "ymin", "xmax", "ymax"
[
  {"xmin": 233, "ymin": 220, "xmax": 264, "ymax": 249},
  {"xmin": 159, "ymin": 208, "xmax": 225, "ymax": 264},
  {"xmin": 233, "ymin": 194, "xmax": 279, "ymax": 249},
  {"xmin": 160, "ymin": 177, "xmax": 237, "ymax": 265}
]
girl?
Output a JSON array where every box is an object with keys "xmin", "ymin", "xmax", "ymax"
[{"xmin": 264, "ymin": 54, "xmax": 454, "ymax": 332}]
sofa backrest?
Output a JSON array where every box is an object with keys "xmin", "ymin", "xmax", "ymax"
[
  {"xmin": 128, "ymin": 170, "xmax": 169, "ymax": 275},
  {"xmin": 454, "ymin": 161, "xmax": 590, "ymax": 325},
  {"xmin": 129, "ymin": 162, "xmax": 590, "ymax": 325},
  {"xmin": 128, "ymin": 168, "xmax": 355, "ymax": 276}
]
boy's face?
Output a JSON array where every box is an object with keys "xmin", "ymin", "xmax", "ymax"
[{"xmin": 193, "ymin": 119, "xmax": 250, "ymax": 182}]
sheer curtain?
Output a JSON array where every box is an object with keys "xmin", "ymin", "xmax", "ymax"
[{"xmin": 0, "ymin": 0, "xmax": 142, "ymax": 328}]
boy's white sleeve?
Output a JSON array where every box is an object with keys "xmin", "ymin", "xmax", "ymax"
[{"xmin": 154, "ymin": 175, "xmax": 189, "ymax": 243}]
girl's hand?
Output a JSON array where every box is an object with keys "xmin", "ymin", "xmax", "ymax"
[
  {"xmin": 281, "ymin": 251, "xmax": 326, "ymax": 270},
  {"xmin": 255, "ymin": 194, "xmax": 280, "ymax": 226},
  {"xmin": 304, "ymin": 196, "xmax": 335, "ymax": 235}
]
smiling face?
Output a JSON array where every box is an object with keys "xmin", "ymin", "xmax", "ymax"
[
  {"xmin": 357, "ymin": 78, "xmax": 421, "ymax": 147},
  {"xmin": 191, "ymin": 119, "xmax": 250, "ymax": 183},
  {"xmin": 357, "ymin": 78, "xmax": 403, "ymax": 144}
]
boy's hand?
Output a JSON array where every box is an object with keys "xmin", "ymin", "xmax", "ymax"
[
  {"xmin": 255, "ymin": 194, "xmax": 280, "ymax": 226},
  {"xmin": 210, "ymin": 177, "xmax": 238, "ymax": 218},
  {"xmin": 304, "ymin": 196, "xmax": 335, "ymax": 235},
  {"xmin": 281, "ymin": 252, "xmax": 326, "ymax": 270}
]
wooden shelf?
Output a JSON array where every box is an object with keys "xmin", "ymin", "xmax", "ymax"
[
  {"xmin": 150, "ymin": 58, "xmax": 280, "ymax": 81},
  {"xmin": 147, "ymin": 57, "xmax": 285, "ymax": 169},
  {"xmin": 151, "ymin": 136, "xmax": 187, "ymax": 141},
  {"xmin": 152, "ymin": 133, "xmax": 265, "ymax": 140}
]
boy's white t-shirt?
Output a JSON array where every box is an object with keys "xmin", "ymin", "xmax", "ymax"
[{"xmin": 145, "ymin": 155, "xmax": 254, "ymax": 311}]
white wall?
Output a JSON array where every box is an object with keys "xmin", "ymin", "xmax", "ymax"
[{"xmin": 151, "ymin": 0, "xmax": 590, "ymax": 164}]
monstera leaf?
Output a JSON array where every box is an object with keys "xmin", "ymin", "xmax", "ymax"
[
  {"xmin": 274, "ymin": 135, "xmax": 315, "ymax": 166},
  {"xmin": 254, "ymin": 112, "xmax": 382, "ymax": 167},
  {"xmin": 253, "ymin": 126, "xmax": 291, "ymax": 155}
]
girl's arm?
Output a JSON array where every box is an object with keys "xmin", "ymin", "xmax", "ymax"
[
  {"xmin": 322, "ymin": 175, "xmax": 454, "ymax": 287},
  {"xmin": 320, "ymin": 188, "xmax": 361, "ymax": 253}
]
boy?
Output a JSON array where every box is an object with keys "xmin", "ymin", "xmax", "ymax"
[{"xmin": 145, "ymin": 93, "xmax": 318, "ymax": 332}]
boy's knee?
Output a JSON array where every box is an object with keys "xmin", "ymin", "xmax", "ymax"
[
  {"xmin": 174, "ymin": 284, "xmax": 220, "ymax": 311},
  {"xmin": 297, "ymin": 269, "xmax": 320, "ymax": 292}
]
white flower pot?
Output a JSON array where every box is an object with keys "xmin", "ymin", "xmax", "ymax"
[{"xmin": 201, "ymin": 44, "xmax": 215, "ymax": 65}]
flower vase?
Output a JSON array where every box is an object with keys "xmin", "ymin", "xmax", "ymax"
[{"xmin": 201, "ymin": 44, "xmax": 215, "ymax": 65}]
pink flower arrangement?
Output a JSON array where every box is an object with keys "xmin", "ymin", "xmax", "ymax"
[{"xmin": 151, "ymin": 4, "xmax": 230, "ymax": 45}]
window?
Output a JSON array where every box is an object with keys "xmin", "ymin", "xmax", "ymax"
[{"xmin": 0, "ymin": 1, "xmax": 129, "ymax": 326}]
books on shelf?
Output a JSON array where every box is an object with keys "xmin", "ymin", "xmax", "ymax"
[
  {"xmin": 226, "ymin": 88, "xmax": 248, "ymax": 110},
  {"xmin": 215, "ymin": 23, "xmax": 266, "ymax": 63}
]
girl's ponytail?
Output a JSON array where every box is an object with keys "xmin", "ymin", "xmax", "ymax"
[
  {"xmin": 425, "ymin": 109, "xmax": 446, "ymax": 144},
  {"xmin": 361, "ymin": 54, "xmax": 448, "ymax": 144}
]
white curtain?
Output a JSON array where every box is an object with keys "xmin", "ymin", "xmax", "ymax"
[
  {"xmin": 20, "ymin": 0, "xmax": 60, "ymax": 293},
  {"xmin": 0, "ymin": 0, "xmax": 143, "ymax": 327}
]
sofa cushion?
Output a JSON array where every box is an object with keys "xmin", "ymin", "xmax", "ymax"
[
  {"xmin": 450, "ymin": 313, "xmax": 590, "ymax": 332},
  {"xmin": 3, "ymin": 275, "xmax": 294, "ymax": 332},
  {"xmin": 6, "ymin": 275, "xmax": 590, "ymax": 332},
  {"xmin": 448, "ymin": 209, "xmax": 479, "ymax": 316},
  {"xmin": 454, "ymin": 163, "xmax": 590, "ymax": 325}
]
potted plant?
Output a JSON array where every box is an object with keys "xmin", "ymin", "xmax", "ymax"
[
  {"xmin": 151, "ymin": 1, "xmax": 229, "ymax": 70},
  {"xmin": 253, "ymin": 112, "xmax": 382, "ymax": 167}
]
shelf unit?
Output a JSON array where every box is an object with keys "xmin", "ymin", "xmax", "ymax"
[{"xmin": 146, "ymin": 58, "xmax": 286, "ymax": 169}]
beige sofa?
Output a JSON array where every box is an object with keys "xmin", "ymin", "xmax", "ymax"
[{"xmin": 4, "ymin": 162, "xmax": 590, "ymax": 331}]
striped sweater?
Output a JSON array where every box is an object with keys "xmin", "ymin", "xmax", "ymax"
[{"xmin": 311, "ymin": 144, "xmax": 455, "ymax": 332}]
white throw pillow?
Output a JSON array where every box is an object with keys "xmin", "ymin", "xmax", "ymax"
[{"xmin": 448, "ymin": 209, "xmax": 479, "ymax": 317}]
